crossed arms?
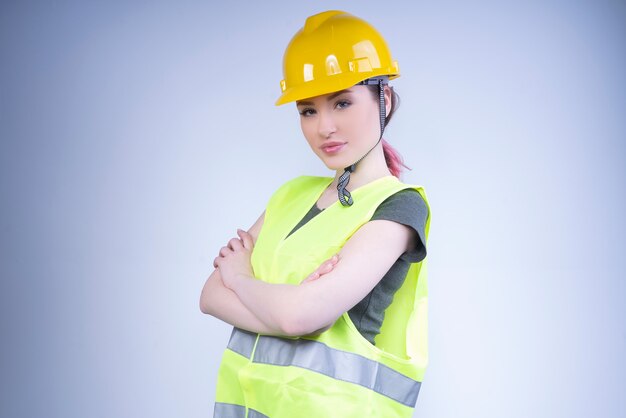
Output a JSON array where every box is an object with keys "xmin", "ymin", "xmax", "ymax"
[{"xmin": 199, "ymin": 211, "xmax": 416, "ymax": 337}]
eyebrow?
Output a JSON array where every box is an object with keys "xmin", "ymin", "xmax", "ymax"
[{"xmin": 296, "ymin": 89, "xmax": 352, "ymax": 106}]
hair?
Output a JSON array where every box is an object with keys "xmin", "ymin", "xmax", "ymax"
[{"xmin": 366, "ymin": 85, "xmax": 410, "ymax": 178}]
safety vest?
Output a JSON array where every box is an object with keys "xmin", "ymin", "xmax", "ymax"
[{"xmin": 214, "ymin": 175, "xmax": 431, "ymax": 418}]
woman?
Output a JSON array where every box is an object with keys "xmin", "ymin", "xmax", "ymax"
[{"xmin": 200, "ymin": 10, "xmax": 431, "ymax": 418}]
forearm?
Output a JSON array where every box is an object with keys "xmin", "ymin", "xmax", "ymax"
[
  {"xmin": 199, "ymin": 269, "xmax": 285, "ymax": 335},
  {"xmin": 228, "ymin": 273, "xmax": 339, "ymax": 336}
]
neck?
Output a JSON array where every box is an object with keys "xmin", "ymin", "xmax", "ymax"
[{"xmin": 331, "ymin": 144, "xmax": 392, "ymax": 190}]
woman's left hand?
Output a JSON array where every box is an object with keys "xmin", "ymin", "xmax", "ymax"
[{"xmin": 214, "ymin": 229, "xmax": 255, "ymax": 288}]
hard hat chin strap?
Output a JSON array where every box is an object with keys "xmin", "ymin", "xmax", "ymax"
[{"xmin": 337, "ymin": 76, "xmax": 388, "ymax": 206}]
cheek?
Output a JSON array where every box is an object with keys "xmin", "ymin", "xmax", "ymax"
[
  {"xmin": 299, "ymin": 119, "xmax": 317, "ymax": 147},
  {"xmin": 345, "ymin": 107, "xmax": 379, "ymax": 137},
  {"xmin": 367, "ymin": 105, "xmax": 384, "ymax": 135}
]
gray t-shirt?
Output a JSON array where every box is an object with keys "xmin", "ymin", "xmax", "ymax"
[{"xmin": 286, "ymin": 188, "xmax": 429, "ymax": 344}]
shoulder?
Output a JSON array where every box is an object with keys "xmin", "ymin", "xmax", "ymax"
[{"xmin": 373, "ymin": 188, "xmax": 429, "ymax": 223}]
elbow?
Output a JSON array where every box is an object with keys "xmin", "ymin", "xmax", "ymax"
[
  {"xmin": 278, "ymin": 312, "xmax": 332, "ymax": 337},
  {"xmin": 199, "ymin": 296, "xmax": 210, "ymax": 315},
  {"xmin": 277, "ymin": 291, "xmax": 336, "ymax": 336},
  {"xmin": 278, "ymin": 319, "xmax": 305, "ymax": 337},
  {"xmin": 275, "ymin": 299, "xmax": 310, "ymax": 336},
  {"xmin": 199, "ymin": 288, "xmax": 215, "ymax": 315},
  {"xmin": 199, "ymin": 271, "xmax": 221, "ymax": 316}
]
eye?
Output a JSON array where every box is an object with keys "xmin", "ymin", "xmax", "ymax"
[
  {"xmin": 298, "ymin": 108, "xmax": 316, "ymax": 117},
  {"xmin": 335, "ymin": 100, "xmax": 351, "ymax": 109}
]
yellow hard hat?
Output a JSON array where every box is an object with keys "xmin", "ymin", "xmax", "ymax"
[{"xmin": 275, "ymin": 10, "xmax": 400, "ymax": 106}]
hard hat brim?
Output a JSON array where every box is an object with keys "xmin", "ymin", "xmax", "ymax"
[{"xmin": 275, "ymin": 71, "xmax": 399, "ymax": 106}]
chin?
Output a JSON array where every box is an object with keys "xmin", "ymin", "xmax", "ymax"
[
  {"xmin": 320, "ymin": 158, "xmax": 350, "ymax": 172},
  {"xmin": 316, "ymin": 152, "xmax": 353, "ymax": 171}
]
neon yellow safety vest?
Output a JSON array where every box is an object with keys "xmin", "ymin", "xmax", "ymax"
[{"xmin": 214, "ymin": 175, "xmax": 431, "ymax": 418}]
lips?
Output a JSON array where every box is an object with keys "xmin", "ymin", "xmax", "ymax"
[{"xmin": 320, "ymin": 141, "xmax": 346, "ymax": 154}]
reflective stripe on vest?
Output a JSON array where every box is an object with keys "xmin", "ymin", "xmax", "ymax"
[
  {"xmin": 214, "ymin": 402, "xmax": 245, "ymax": 418},
  {"xmin": 248, "ymin": 409, "xmax": 270, "ymax": 418},
  {"xmin": 227, "ymin": 328, "xmax": 421, "ymax": 407},
  {"xmin": 226, "ymin": 327, "xmax": 256, "ymax": 358},
  {"xmin": 214, "ymin": 402, "xmax": 269, "ymax": 418}
]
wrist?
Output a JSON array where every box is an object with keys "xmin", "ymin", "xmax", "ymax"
[{"xmin": 227, "ymin": 272, "xmax": 253, "ymax": 291}]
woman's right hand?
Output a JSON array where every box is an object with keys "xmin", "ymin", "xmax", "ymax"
[{"xmin": 300, "ymin": 254, "xmax": 340, "ymax": 284}]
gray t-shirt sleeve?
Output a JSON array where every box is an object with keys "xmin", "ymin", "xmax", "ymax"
[
  {"xmin": 370, "ymin": 188, "xmax": 428, "ymax": 263},
  {"xmin": 348, "ymin": 188, "xmax": 429, "ymax": 345}
]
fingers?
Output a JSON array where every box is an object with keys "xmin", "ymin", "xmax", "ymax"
[
  {"xmin": 319, "ymin": 254, "xmax": 339, "ymax": 270},
  {"xmin": 318, "ymin": 260, "xmax": 334, "ymax": 275},
  {"xmin": 219, "ymin": 246, "xmax": 232, "ymax": 257},
  {"xmin": 214, "ymin": 240, "xmax": 238, "ymax": 268},
  {"xmin": 300, "ymin": 254, "xmax": 340, "ymax": 284},
  {"xmin": 237, "ymin": 229, "xmax": 254, "ymax": 250},
  {"xmin": 301, "ymin": 271, "xmax": 320, "ymax": 284},
  {"xmin": 213, "ymin": 230, "xmax": 252, "ymax": 268},
  {"xmin": 228, "ymin": 237, "xmax": 243, "ymax": 251},
  {"xmin": 318, "ymin": 254, "xmax": 339, "ymax": 274},
  {"xmin": 219, "ymin": 235, "xmax": 245, "ymax": 259}
]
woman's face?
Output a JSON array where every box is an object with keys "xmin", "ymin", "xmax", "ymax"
[{"xmin": 296, "ymin": 85, "xmax": 389, "ymax": 171}]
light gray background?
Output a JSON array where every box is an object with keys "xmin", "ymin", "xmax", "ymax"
[{"xmin": 1, "ymin": 1, "xmax": 624, "ymax": 417}]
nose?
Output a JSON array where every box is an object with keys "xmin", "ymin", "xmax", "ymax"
[{"xmin": 317, "ymin": 109, "xmax": 337, "ymax": 138}]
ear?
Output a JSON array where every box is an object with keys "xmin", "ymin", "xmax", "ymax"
[{"xmin": 383, "ymin": 85, "xmax": 392, "ymax": 118}]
